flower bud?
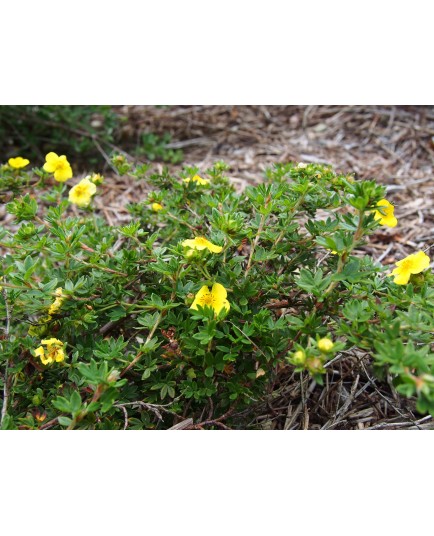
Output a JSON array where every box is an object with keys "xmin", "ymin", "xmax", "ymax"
[
  {"xmin": 107, "ymin": 370, "xmax": 120, "ymax": 383},
  {"xmin": 318, "ymin": 338, "xmax": 334, "ymax": 352},
  {"xmin": 307, "ymin": 357, "xmax": 323, "ymax": 374},
  {"xmin": 292, "ymin": 350, "xmax": 306, "ymax": 366}
]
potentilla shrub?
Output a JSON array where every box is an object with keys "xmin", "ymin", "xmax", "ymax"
[{"xmin": 0, "ymin": 154, "xmax": 433, "ymax": 429}]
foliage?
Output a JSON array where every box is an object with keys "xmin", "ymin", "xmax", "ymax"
[
  {"xmin": 0, "ymin": 105, "xmax": 118, "ymax": 167},
  {"xmin": 0, "ymin": 106, "xmax": 184, "ymax": 168},
  {"xmin": 137, "ymin": 132, "xmax": 183, "ymax": 164},
  {"xmin": 1, "ymin": 156, "xmax": 433, "ymax": 429}
]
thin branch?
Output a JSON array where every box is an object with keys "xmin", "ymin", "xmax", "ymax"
[{"xmin": 1, "ymin": 285, "xmax": 12, "ymax": 427}]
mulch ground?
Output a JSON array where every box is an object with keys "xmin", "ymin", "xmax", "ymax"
[
  {"xmin": 4, "ymin": 105, "xmax": 434, "ymax": 429},
  {"xmin": 97, "ymin": 105, "xmax": 434, "ymax": 260}
]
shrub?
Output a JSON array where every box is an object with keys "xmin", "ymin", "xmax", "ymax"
[{"xmin": 0, "ymin": 154, "xmax": 433, "ymax": 429}]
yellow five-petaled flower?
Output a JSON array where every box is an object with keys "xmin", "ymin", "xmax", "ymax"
[
  {"xmin": 69, "ymin": 177, "xmax": 97, "ymax": 207},
  {"xmin": 43, "ymin": 152, "xmax": 73, "ymax": 182},
  {"xmin": 373, "ymin": 199, "xmax": 397, "ymax": 228},
  {"xmin": 190, "ymin": 283, "xmax": 230, "ymax": 315},
  {"xmin": 34, "ymin": 338, "xmax": 65, "ymax": 365},
  {"xmin": 8, "ymin": 156, "xmax": 30, "ymax": 169},
  {"xmin": 151, "ymin": 202, "xmax": 163, "ymax": 211},
  {"xmin": 183, "ymin": 174, "xmax": 210, "ymax": 186},
  {"xmin": 390, "ymin": 251, "xmax": 430, "ymax": 285},
  {"xmin": 182, "ymin": 236, "xmax": 222, "ymax": 253}
]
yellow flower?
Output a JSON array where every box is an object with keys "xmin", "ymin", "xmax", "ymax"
[
  {"xmin": 152, "ymin": 202, "xmax": 163, "ymax": 211},
  {"xmin": 34, "ymin": 338, "xmax": 65, "ymax": 365},
  {"xmin": 390, "ymin": 251, "xmax": 430, "ymax": 285},
  {"xmin": 190, "ymin": 283, "xmax": 230, "ymax": 315},
  {"xmin": 373, "ymin": 199, "xmax": 397, "ymax": 228},
  {"xmin": 43, "ymin": 152, "xmax": 73, "ymax": 182},
  {"xmin": 68, "ymin": 177, "xmax": 97, "ymax": 207},
  {"xmin": 182, "ymin": 236, "xmax": 222, "ymax": 253},
  {"xmin": 318, "ymin": 338, "xmax": 334, "ymax": 352},
  {"xmin": 48, "ymin": 287, "xmax": 64, "ymax": 315},
  {"xmin": 183, "ymin": 174, "xmax": 210, "ymax": 186},
  {"xmin": 8, "ymin": 156, "xmax": 30, "ymax": 169}
]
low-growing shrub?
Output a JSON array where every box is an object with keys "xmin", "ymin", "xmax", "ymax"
[{"xmin": 0, "ymin": 154, "xmax": 433, "ymax": 429}]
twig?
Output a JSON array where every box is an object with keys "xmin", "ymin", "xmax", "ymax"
[
  {"xmin": 375, "ymin": 243, "xmax": 393, "ymax": 264},
  {"xmin": 283, "ymin": 376, "xmax": 316, "ymax": 430},
  {"xmin": 92, "ymin": 137, "xmax": 119, "ymax": 175},
  {"xmin": 114, "ymin": 399, "xmax": 182, "ymax": 423},
  {"xmin": 358, "ymin": 359, "xmax": 421, "ymax": 428},
  {"xmin": 367, "ymin": 415, "xmax": 433, "ymax": 430},
  {"xmin": 39, "ymin": 417, "xmax": 60, "ymax": 430},
  {"xmin": 120, "ymin": 310, "xmax": 164, "ymax": 377},
  {"xmin": 117, "ymin": 404, "xmax": 129, "ymax": 430},
  {"xmin": 1, "ymin": 285, "xmax": 12, "ymax": 427},
  {"xmin": 169, "ymin": 418, "xmax": 194, "ymax": 430},
  {"xmin": 321, "ymin": 375, "xmax": 360, "ymax": 430},
  {"xmin": 70, "ymin": 255, "xmax": 128, "ymax": 277},
  {"xmin": 193, "ymin": 405, "xmax": 236, "ymax": 429},
  {"xmin": 244, "ymin": 212, "xmax": 267, "ymax": 277}
]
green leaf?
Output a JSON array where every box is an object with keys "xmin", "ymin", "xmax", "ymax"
[
  {"xmin": 58, "ymin": 416, "xmax": 73, "ymax": 427},
  {"xmin": 52, "ymin": 396, "xmax": 72, "ymax": 413},
  {"xmin": 205, "ymin": 366, "xmax": 215, "ymax": 378},
  {"xmin": 70, "ymin": 391, "xmax": 82, "ymax": 414}
]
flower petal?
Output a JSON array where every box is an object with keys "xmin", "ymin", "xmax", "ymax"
[
  {"xmin": 207, "ymin": 242, "xmax": 223, "ymax": 253},
  {"xmin": 43, "ymin": 161, "xmax": 57, "ymax": 172},
  {"xmin": 382, "ymin": 215, "xmax": 397, "ymax": 227},
  {"xmin": 373, "ymin": 199, "xmax": 397, "ymax": 227},
  {"xmin": 393, "ymin": 271, "xmax": 411, "ymax": 285},
  {"xmin": 182, "ymin": 239, "xmax": 200, "ymax": 249},
  {"xmin": 190, "ymin": 286, "xmax": 211, "ymax": 310},
  {"xmin": 41, "ymin": 338, "xmax": 63, "ymax": 346},
  {"xmin": 55, "ymin": 349, "xmax": 65, "ymax": 362},
  {"xmin": 410, "ymin": 251, "xmax": 430, "ymax": 273},
  {"xmin": 54, "ymin": 165, "xmax": 73, "ymax": 182},
  {"xmin": 45, "ymin": 152, "xmax": 59, "ymax": 163},
  {"xmin": 211, "ymin": 283, "xmax": 227, "ymax": 302},
  {"xmin": 34, "ymin": 346, "xmax": 44, "ymax": 357}
]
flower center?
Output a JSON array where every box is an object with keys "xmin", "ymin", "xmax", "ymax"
[
  {"xmin": 400, "ymin": 259, "xmax": 415, "ymax": 272},
  {"xmin": 75, "ymin": 186, "xmax": 87, "ymax": 197},
  {"xmin": 200, "ymin": 293, "xmax": 215, "ymax": 306},
  {"xmin": 196, "ymin": 237, "xmax": 208, "ymax": 246}
]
